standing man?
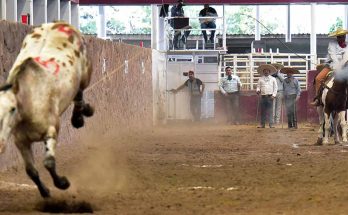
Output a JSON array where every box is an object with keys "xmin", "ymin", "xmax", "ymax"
[
  {"xmin": 199, "ymin": 4, "xmax": 218, "ymax": 44},
  {"xmin": 170, "ymin": 0, "xmax": 191, "ymax": 49},
  {"xmin": 219, "ymin": 66, "xmax": 242, "ymax": 125},
  {"xmin": 311, "ymin": 28, "xmax": 348, "ymax": 106},
  {"xmin": 281, "ymin": 67, "xmax": 301, "ymax": 129},
  {"xmin": 256, "ymin": 64, "xmax": 278, "ymax": 128},
  {"xmin": 172, "ymin": 71, "xmax": 205, "ymax": 121},
  {"xmin": 271, "ymin": 63, "xmax": 285, "ymax": 125}
]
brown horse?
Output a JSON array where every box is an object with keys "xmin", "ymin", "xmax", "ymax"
[{"xmin": 317, "ymin": 68, "xmax": 348, "ymax": 145}]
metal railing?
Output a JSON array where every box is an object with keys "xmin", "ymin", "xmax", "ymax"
[
  {"xmin": 220, "ymin": 52, "xmax": 317, "ymax": 90},
  {"xmin": 164, "ymin": 16, "xmax": 225, "ymax": 51}
]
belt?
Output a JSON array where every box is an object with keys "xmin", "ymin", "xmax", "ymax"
[
  {"xmin": 261, "ymin": 94, "xmax": 273, "ymax": 97},
  {"xmin": 227, "ymin": 91, "xmax": 239, "ymax": 94}
]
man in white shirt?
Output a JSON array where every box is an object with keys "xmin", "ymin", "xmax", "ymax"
[
  {"xmin": 271, "ymin": 63, "xmax": 285, "ymax": 125},
  {"xmin": 256, "ymin": 64, "xmax": 278, "ymax": 128},
  {"xmin": 311, "ymin": 28, "xmax": 348, "ymax": 106},
  {"xmin": 219, "ymin": 66, "xmax": 242, "ymax": 124}
]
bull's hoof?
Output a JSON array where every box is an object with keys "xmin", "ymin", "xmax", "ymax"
[
  {"xmin": 71, "ymin": 115, "xmax": 84, "ymax": 128},
  {"xmin": 54, "ymin": 176, "xmax": 70, "ymax": 190},
  {"xmin": 82, "ymin": 103, "xmax": 94, "ymax": 117}
]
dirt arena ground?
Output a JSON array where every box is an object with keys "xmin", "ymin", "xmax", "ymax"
[{"xmin": 1, "ymin": 123, "xmax": 348, "ymax": 214}]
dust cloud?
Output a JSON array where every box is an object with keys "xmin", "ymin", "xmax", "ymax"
[{"xmin": 65, "ymin": 130, "xmax": 132, "ymax": 196}]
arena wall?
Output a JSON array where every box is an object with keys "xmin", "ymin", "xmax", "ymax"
[{"xmin": 0, "ymin": 21, "xmax": 153, "ymax": 170}]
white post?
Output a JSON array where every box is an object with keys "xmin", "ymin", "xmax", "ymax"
[
  {"xmin": 0, "ymin": 0, "xmax": 5, "ymax": 20},
  {"xmin": 285, "ymin": 4, "xmax": 291, "ymax": 43},
  {"xmin": 223, "ymin": 5, "xmax": 226, "ymax": 50},
  {"xmin": 310, "ymin": 3, "xmax": 317, "ymax": 70},
  {"xmin": 151, "ymin": 4, "xmax": 158, "ymax": 50},
  {"xmin": 6, "ymin": 0, "xmax": 17, "ymax": 22},
  {"xmin": 47, "ymin": 0, "xmax": 59, "ymax": 23},
  {"xmin": 344, "ymin": 5, "xmax": 348, "ymax": 41},
  {"xmin": 33, "ymin": 0, "xmax": 47, "ymax": 25},
  {"xmin": 71, "ymin": 2, "xmax": 79, "ymax": 28},
  {"xmin": 97, "ymin": 6, "xmax": 106, "ymax": 39},
  {"xmin": 255, "ymin": 5, "xmax": 260, "ymax": 41},
  {"xmin": 60, "ymin": 0, "xmax": 71, "ymax": 24}
]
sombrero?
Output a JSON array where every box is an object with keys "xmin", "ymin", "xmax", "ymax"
[
  {"xmin": 257, "ymin": 64, "xmax": 277, "ymax": 75},
  {"xmin": 328, "ymin": 28, "xmax": 348, "ymax": 37},
  {"xmin": 280, "ymin": 67, "xmax": 300, "ymax": 74},
  {"xmin": 271, "ymin": 63, "xmax": 284, "ymax": 71}
]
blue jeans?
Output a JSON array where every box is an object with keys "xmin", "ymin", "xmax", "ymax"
[
  {"xmin": 260, "ymin": 95, "xmax": 274, "ymax": 127},
  {"xmin": 190, "ymin": 95, "xmax": 201, "ymax": 121},
  {"xmin": 201, "ymin": 22, "xmax": 216, "ymax": 42},
  {"xmin": 284, "ymin": 94, "xmax": 297, "ymax": 128}
]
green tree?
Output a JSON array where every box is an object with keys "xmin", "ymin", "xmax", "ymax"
[
  {"xmin": 106, "ymin": 18, "xmax": 126, "ymax": 34},
  {"xmin": 80, "ymin": 21, "xmax": 97, "ymax": 34},
  {"xmin": 79, "ymin": 6, "xmax": 97, "ymax": 34},
  {"xmin": 226, "ymin": 6, "xmax": 255, "ymax": 34},
  {"xmin": 329, "ymin": 17, "xmax": 343, "ymax": 33}
]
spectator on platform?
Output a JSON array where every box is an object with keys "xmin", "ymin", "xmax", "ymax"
[
  {"xmin": 170, "ymin": 0, "xmax": 191, "ymax": 49},
  {"xmin": 171, "ymin": 70, "xmax": 205, "ymax": 121},
  {"xmin": 256, "ymin": 64, "xmax": 278, "ymax": 128},
  {"xmin": 199, "ymin": 4, "xmax": 218, "ymax": 44},
  {"xmin": 281, "ymin": 67, "xmax": 301, "ymax": 129},
  {"xmin": 219, "ymin": 66, "xmax": 242, "ymax": 125},
  {"xmin": 271, "ymin": 63, "xmax": 285, "ymax": 125}
]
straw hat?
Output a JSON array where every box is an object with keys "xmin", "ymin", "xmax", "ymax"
[
  {"xmin": 280, "ymin": 67, "xmax": 300, "ymax": 74},
  {"xmin": 328, "ymin": 28, "xmax": 348, "ymax": 37},
  {"xmin": 271, "ymin": 63, "xmax": 284, "ymax": 71},
  {"xmin": 257, "ymin": 64, "xmax": 277, "ymax": 75}
]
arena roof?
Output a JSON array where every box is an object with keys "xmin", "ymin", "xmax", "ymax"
[{"xmin": 77, "ymin": 0, "xmax": 348, "ymax": 5}]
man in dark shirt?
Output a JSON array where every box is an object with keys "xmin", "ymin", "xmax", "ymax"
[
  {"xmin": 172, "ymin": 70, "xmax": 205, "ymax": 121},
  {"xmin": 199, "ymin": 4, "xmax": 217, "ymax": 44},
  {"xmin": 170, "ymin": 0, "xmax": 191, "ymax": 49}
]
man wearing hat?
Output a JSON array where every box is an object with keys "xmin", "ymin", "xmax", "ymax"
[
  {"xmin": 311, "ymin": 28, "xmax": 348, "ymax": 106},
  {"xmin": 170, "ymin": 0, "xmax": 191, "ymax": 49},
  {"xmin": 219, "ymin": 66, "xmax": 242, "ymax": 125},
  {"xmin": 281, "ymin": 67, "xmax": 301, "ymax": 129},
  {"xmin": 256, "ymin": 64, "xmax": 278, "ymax": 128},
  {"xmin": 172, "ymin": 70, "xmax": 205, "ymax": 121},
  {"xmin": 271, "ymin": 63, "xmax": 285, "ymax": 125}
]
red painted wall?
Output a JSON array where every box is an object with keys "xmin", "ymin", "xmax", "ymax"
[{"xmin": 215, "ymin": 88, "xmax": 311, "ymax": 124}]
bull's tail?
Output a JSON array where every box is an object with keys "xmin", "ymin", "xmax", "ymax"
[{"xmin": 8, "ymin": 57, "xmax": 43, "ymax": 94}]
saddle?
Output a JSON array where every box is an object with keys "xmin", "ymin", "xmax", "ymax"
[{"xmin": 315, "ymin": 72, "xmax": 334, "ymax": 106}]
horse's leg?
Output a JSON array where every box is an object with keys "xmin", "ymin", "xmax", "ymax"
[
  {"xmin": 71, "ymin": 90, "xmax": 94, "ymax": 128},
  {"xmin": 316, "ymin": 106, "xmax": 324, "ymax": 145},
  {"xmin": 323, "ymin": 112, "xmax": 331, "ymax": 144},
  {"xmin": 339, "ymin": 111, "xmax": 348, "ymax": 143},
  {"xmin": 44, "ymin": 126, "xmax": 70, "ymax": 190},
  {"xmin": 333, "ymin": 113, "xmax": 341, "ymax": 144},
  {"xmin": 15, "ymin": 139, "xmax": 50, "ymax": 198}
]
